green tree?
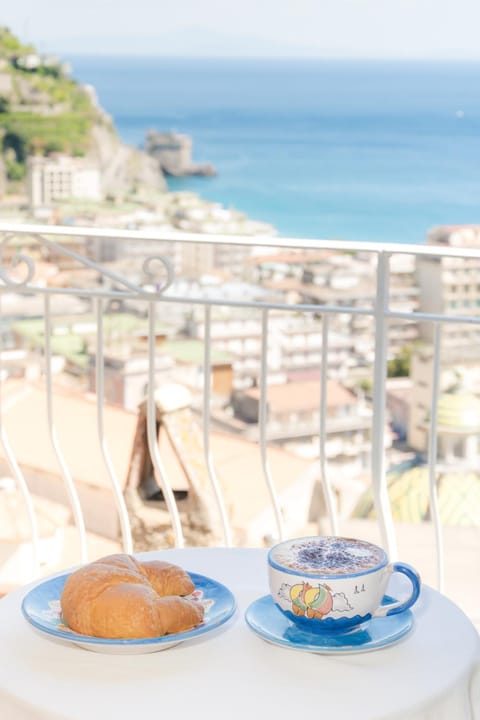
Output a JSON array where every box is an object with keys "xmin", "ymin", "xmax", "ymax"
[
  {"xmin": 2, "ymin": 131, "xmax": 27, "ymax": 163},
  {"xmin": 45, "ymin": 140, "xmax": 63, "ymax": 155},
  {"xmin": 0, "ymin": 26, "xmax": 32, "ymax": 56},
  {"xmin": 6, "ymin": 158, "xmax": 25, "ymax": 180},
  {"xmin": 387, "ymin": 345, "xmax": 412, "ymax": 378}
]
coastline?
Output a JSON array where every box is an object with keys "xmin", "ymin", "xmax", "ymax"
[{"xmin": 66, "ymin": 56, "xmax": 480, "ymax": 245}]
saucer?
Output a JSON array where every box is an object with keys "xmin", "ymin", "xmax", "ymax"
[
  {"xmin": 244, "ymin": 594, "xmax": 414, "ymax": 654},
  {"xmin": 22, "ymin": 571, "xmax": 236, "ymax": 654}
]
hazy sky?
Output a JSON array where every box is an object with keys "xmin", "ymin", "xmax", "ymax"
[{"xmin": 2, "ymin": 0, "xmax": 480, "ymax": 60}]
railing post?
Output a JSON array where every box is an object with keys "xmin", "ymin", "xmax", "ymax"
[
  {"xmin": 428, "ymin": 324, "xmax": 445, "ymax": 591},
  {"xmin": 95, "ymin": 298, "xmax": 133, "ymax": 554},
  {"xmin": 371, "ymin": 252, "xmax": 397, "ymax": 559},
  {"xmin": 318, "ymin": 314, "xmax": 339, "ymax": 535},
  {"xmin": 44, "ymin": 295, "xmax": 88, "ymax": 563},
  {"xmin": 203, "ymin": 305, "xmax": 233, "ymax": 546},
  {"xmin": 259, "ymin": 308, "xmax": 285, "ymax": 542},
  {"xmin": 146, "ymin": 301, "xmax": 184, "ymax": 548}
]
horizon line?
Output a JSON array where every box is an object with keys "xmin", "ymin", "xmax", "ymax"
[{"xmin": 61, "ymin": 52, "xmax": 480, "ymax": 63}]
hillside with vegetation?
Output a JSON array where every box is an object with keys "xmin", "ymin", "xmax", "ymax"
[
  {"xmin": 0, "ymin": 27, "xmax": 115, "ymax": 182},
  {"xmin": 0, "ymin": 27, "xmax": 165, "ymax": 198}
]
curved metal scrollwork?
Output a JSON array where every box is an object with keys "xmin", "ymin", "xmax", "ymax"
[
  {"xmin": 142, "ymin": 254, "xmax": 175, "ymax": 294},
  {"xmin": 0, "ymin": 231, "xmax": 176, "ymax": 297},
  {"xmin": 0, "ymin": 234, "xmax": 36, "ymax": 287}
]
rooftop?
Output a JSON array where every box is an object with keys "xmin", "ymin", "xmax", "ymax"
[{"xmin": 245, "ymin": 379, "xmax": 357, "ymax": 413}]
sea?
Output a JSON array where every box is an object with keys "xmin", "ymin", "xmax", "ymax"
[{"xmin": 69, "ymin": 56, "xmax": 480, "ymax": 245}]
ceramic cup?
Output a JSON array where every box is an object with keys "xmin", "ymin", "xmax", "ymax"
[{"xmin": 268, "ymin": 535, "xmax": 421, "ymax": 633}]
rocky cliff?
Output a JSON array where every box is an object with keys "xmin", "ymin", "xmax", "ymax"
[{"xmin": 0, "ymin": 27, "xmax": 166, "ymax": 198}]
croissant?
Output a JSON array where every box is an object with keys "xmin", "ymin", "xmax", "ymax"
[{"xmin": 60, "ymin": 553, "xmax": 204, "ymax": 639}]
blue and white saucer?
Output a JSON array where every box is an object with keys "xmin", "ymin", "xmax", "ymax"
[
  {"xmin": 22, "ymin": 571, "xmax": 236, "ymax": 654},
  {"xmin": 244, "ymin": 595, "xmax": 414, "ymax": 654}
]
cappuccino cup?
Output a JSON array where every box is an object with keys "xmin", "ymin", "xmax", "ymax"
[{"xmin": 268, "ymin": 536, "xmax": 421, "ymax": 633}]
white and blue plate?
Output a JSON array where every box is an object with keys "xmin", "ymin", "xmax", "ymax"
[
  {"xmin": 245, "ymin": 594, "xmax": 414, "ymax": 654},
  {"xmin": 22, "ymin": 571, "xmax": 236, "ymax": 654}
]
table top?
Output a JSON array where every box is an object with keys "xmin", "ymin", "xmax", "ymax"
[{"xmin": 0, "ymin": 547, "xmax": 479, "ymax": 720}]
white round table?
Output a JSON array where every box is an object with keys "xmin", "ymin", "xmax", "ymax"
[{"xmin": 0, "ymin": 547, "xmax": 478, "ymax": 720}]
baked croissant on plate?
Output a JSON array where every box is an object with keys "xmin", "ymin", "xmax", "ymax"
[{"xmin": 60, "ymin": 553, "xmax": 204, "ymax": 639}]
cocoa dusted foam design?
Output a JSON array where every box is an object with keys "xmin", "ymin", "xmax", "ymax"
[{"xmin": 271, "ymin": 537, "xmax": 386, "ymax": 575}]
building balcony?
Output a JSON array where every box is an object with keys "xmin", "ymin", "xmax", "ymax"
[{"xmin": 0, "ymin": 223, "xmax": 479, "ymax": 630}]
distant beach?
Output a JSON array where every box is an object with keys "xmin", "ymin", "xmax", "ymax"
[{"xmin": 70, "ymin": 57, "xmax": 480, "ymax": 244}]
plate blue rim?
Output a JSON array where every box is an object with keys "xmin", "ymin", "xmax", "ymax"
[
  {"xmin": 22, "ymin": 571, "xmax": 236, "ymax": 647},
  {"xmin": 244, "ymin": 594, "xmax": 414, "ymax": 654}
]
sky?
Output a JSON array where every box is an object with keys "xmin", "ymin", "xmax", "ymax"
[{"xmin": 2, "ymin": 0, "xmax": 480, "ymax": 60}]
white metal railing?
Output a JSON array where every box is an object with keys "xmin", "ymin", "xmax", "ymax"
[{"xmin": 0, "ymin": 223, "xmax": 479, "ymax": 592}]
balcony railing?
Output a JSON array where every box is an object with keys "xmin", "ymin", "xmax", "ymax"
[{"xmin": 1, "ymin": 222, "xmax": 479, "ymax": 604}]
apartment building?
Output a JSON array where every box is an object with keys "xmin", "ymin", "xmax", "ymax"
[
  {"xmin": 231, "ymin": 378, "xmax": 379, "ymax": 493},
  {"xmin": 27, "ymin": 155, "xmax": 102, "ymax": 210},
  {"xmin": 190, "ymin": 308, "xmax": 357, "ymax": 387},
  {"xmin": 252, "ymin": 250, "xmax": 419, "ymax": 361},
  {"xmin": 180, "ymin": 239, "xmax": 256, "ymax": 279},
  {"xmin": 416, "ymin": 225, "xmax": 480, "ymax": 351},
  {"xmin": 409, "ymin": 225, "xmax": 480, "ymax": 455}
]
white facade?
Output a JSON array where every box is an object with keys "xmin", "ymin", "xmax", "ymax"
[
  {"xmin": 192, "ymin": 310, "xmax": 356, "ymax": 387},
  {"xmin": 408, "ymin": 346, "xmax": 439, "ymax": 452},
  {"xmin": 180, "ymin": 239, "xmax": 254, "ymax": 278},
  {"xmin": 27, "ymin": 156, "xmax": 102, "ymax": 209},
  {"xmin": 416, "ymin": 226, "xmax": 480, "ymax": 352},
  {"xmin": 408, "ymin": 226, "xmax": 480, "ymax": 452},
  {"xmin": 252, "ymin": 250, "xmax": 419, "ymax": 360}
]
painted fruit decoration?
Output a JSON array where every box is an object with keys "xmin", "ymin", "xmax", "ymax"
[{"xmin": 290, "ymin": 582, "xmax": 333, "ymax": 619}]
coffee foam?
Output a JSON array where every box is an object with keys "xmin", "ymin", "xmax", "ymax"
[{"xmin": 271, "ymin": 537, "xmax": 385, "ymax": 575}]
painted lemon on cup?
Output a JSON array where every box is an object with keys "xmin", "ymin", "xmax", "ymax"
[
  {"xmin": 304, "ymin": 584, "xmax": 333, "ymax": 618},
  {"xmin": 290, "ymin": 582, "xmax": 333, "ymax": 619}
]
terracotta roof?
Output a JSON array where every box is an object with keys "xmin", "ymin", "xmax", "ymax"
[
  {"xmin": 145, "ymin": 418, "xmax": 312, "ymax": 531},
  {"xmin": 245, "ymin": 379, "xmax": 357, "ymax": 413},
  {"xmin": 0, "ymin": 380, "xmax": 311, "ymax": 534},
  {"xmin": 0, "ymin": 380, "xmax": 137, "ymax": 492}
]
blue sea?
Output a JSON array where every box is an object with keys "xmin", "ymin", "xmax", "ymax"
[{"xmin": 69, "ymin": 57, "xmax": 480, "ymax": 244}]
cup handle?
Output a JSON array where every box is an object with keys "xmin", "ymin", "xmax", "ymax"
[{"xmin": 372, "ymin": 562, "xmax": 421, "ymax": 618}]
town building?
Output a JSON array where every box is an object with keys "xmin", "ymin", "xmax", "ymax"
[
  {"xmin": 408, "ymin": 226, "xmax": 480, "ymax": 456},
  {"xmin": 191, "ymin": 308, "xmax": 357, "ymax": 387},
  {"xmin": 231, "ymin": 376, "xmax": 376, "ymax": 457},
  {"xmin": 385, "ymin": 376, "xmax": 412, "ymax": 443},
  {"xmin": 89, "ymin": 340, "xmax": 234, "ymax": 412},
  {"xmin": 180, "ymin": 237, "xmax": 258, "ymax": 278},
  {"xmin": 27, "ymin": 155, "xmax": 102, "ymax": 211},
  {"xmin": 416, "ymin": 225, "xmax": 480, "ymax": 353},
  {"xmin": 408, "ymin": 346, "xmax": 480, "ymax": 460},
  {"xmin": 251, "ymin": 249, "xmax": 419, "ymax": 362}
]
